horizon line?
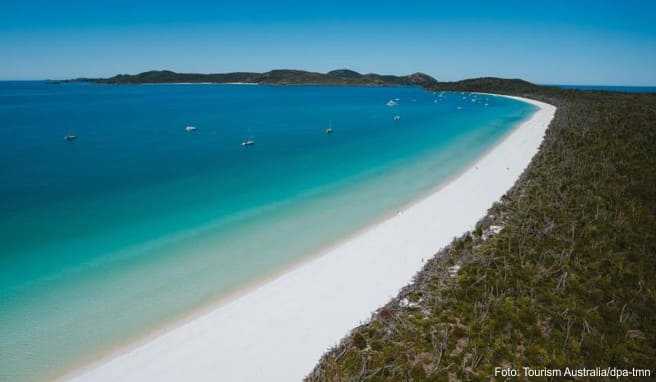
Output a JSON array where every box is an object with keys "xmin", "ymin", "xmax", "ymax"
[{"xmin": 1, "ymin": 78, "xmax": 656, "ymax": 88}]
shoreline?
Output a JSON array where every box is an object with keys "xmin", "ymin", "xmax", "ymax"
[
  {"xmin": 140, "ymin": 82, "xmax": 259, "ymax": 85},
  {"xmin": 55, "ymin": 96, "xmax": 531, "ymax": 381},
  {"xmin": 65, "ymin": 95, "xmax": 556, "ymax": 382}
]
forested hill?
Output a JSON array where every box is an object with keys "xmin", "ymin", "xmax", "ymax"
[
  {"xmin": 308, "ymin": 80, "xmax": 656, "ymax": 380},
  {"xmin": 72, "ymin": 69, "xmax": 438, "ymax": 87}
]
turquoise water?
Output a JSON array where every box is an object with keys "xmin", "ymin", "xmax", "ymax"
[{"xmin": 0, "ymin": 82, "xmax": 535, "ymax": 381}]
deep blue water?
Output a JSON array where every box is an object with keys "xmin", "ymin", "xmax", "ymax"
[{"xmin": 0, "ymin": 81, "xmax": 535, "ymax": 381}]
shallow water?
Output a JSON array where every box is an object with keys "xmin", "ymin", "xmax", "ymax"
[{"xmin": 0, "ymin": 82, "xmax": 535, "ymax": 381}]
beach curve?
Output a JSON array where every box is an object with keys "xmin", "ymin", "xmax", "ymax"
[{"xmin": 65, "ymin": 95, "xmax": 556, "ymax": 382}]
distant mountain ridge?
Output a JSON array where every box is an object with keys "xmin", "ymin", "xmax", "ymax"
[
  {"xmin": 72, "ymin": 69, "xmax": 438, "ymax": 86},
  {"xmin": 430, "ymin": 77, "xmax": 543, "ymax": 93}
]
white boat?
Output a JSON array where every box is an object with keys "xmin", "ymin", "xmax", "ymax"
[
  {"xmin": 185, "ymin": 126, "xmax": 197, "ymax": 132},
  {"xmin": 386, "ymin": 99, "xmax": 398, "ymax": 107},
  {"xmin": 241, "ymin": 139, "xmax": 255, "ymax": 146},
  {"xmin": 325, "ymin": 120, "xmax": 334, "ymax": 134},
  {"xmin": 324, "ymin": 120, "xmax": 334, "ymax": 134},
  {"xmin": 64, "ymin": 134, "xmax": 77, "ymax": 141}
]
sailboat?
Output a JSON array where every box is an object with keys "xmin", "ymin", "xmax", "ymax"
[{"xmin": 325, "ymin": 120, "xmax": 333, "ymax": 134}]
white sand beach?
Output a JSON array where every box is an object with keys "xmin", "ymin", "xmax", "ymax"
[{"xmin": 67, "ymin": 95, "xmax": 556, "ymax": 382}]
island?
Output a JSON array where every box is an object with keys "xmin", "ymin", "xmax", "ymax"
[{"xmin": 65, "ymin": 69, "xmax": 439, "ymax": 87}]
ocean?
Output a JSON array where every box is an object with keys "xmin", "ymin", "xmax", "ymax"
[{"xmin": 0, "ymin": 81, "xmax": 535, "ymax": 381}]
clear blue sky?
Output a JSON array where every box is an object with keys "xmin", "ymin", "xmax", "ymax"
[{"xmin": 2, "ymin": 0, "xmax": 655, "ymax": 85}]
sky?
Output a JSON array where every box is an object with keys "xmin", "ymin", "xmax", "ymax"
[{"xmin": 2, "ymin": 0, "xmax": 655, "ymax": 85}]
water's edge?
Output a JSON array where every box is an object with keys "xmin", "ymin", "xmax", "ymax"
[{"xmin": 58, "ymin": 93, "xmax": 541, "ymax": 381}]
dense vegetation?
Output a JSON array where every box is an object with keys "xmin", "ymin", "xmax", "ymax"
[
  {"xmin": 72, "ymin": 69, "xmax": 437, "ymax": 87},
  {"xmin": 307, "ymin": 80, "xmax": 656, "ymax": 380}
]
